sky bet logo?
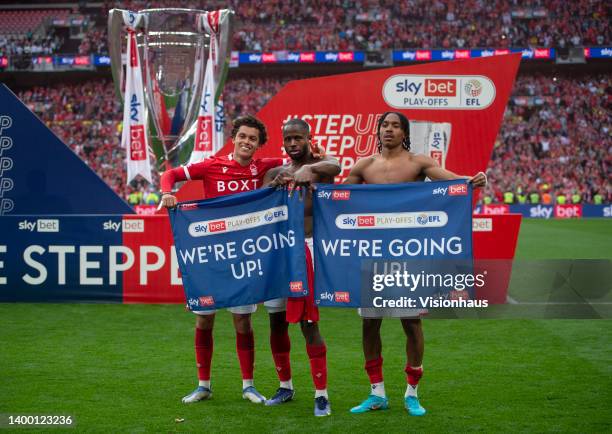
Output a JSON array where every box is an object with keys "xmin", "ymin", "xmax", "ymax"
[
  {"xmin": 341, "ymin": 215, "xmax": 375, "ymax": 227},
  {"xmin": 18, "ymin": 219, "xmax": 59, "ymax": 232},
  {"xmin": 449, "ymin": 184, "xmax": 468, "ymax": 196},
  {"xmin": 199, "ymin": 296, "xmax": 215, "ymax": 306},
  {"xmin": 317, "ymin": 190, "xmax": 351, "ymax": 200},
  {"xmin": 102, "ymin": 219, "xmax": 145, "ymax": 232},
  {"xmin": 318, "ymin": 291, "xmax": 350, "ymax": 303},
  {"xmin": 395, "ymin": 79, "xmax": 457, "ymax": 96}
]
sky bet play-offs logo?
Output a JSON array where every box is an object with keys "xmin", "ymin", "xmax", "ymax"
[
  {"xmin": 382, "ymin": 75, "xmax": 496, "ymax": 110},
  {"xmin": 335, "ymin": 211, "xmax": 448, "ymax": 229},
  {"xmin": 188, "ymin": 205, "xmax": 288, "ymax": 237}
]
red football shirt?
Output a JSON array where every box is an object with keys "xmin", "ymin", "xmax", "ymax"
[{"xmin": 160, "ymin": 155, "xmax": 283, "ymax": 199}]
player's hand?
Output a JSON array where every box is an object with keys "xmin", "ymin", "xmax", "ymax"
[
  {"xmin": 292, "ymin": 165, "xmax": 317, "ymax": 194},
  {"xmin": 270, "ymin": 173, "xmax": 294, "ymax": 189},
  {"xmin": 468, "ymin": 171, "xmax": 487, "ymax": 188},
  {"xmin": 159, "ymin": 193, "xmax": 178, "ymax": 209}
]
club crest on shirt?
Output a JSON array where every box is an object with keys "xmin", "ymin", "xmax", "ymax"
[
  {"xmin": 250, "ymin": 163, "xmax": 258, "ymax": 176},
  {"xmin": 222, "ymin": 166, "xmax": 229, "ymax": 173}
]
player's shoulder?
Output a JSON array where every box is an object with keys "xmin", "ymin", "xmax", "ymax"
[
  {"xmin": 352, "ymin": 155, "xmax": 378, "ymax": 171},
  {"xmin": 256, "ymin": 157, "xmax": 284, "ymax": 169},
  {"xmin": 410, "ymin": 152, "xmax": 439, "ymax": 167}
]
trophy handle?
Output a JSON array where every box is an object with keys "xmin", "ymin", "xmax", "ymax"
[
  {"xmin": 108, "ymin": 8, "xmax": 127, "ymax": 102},
  {"xmin": 211, "ymin": 9, "xmax": 234, "ymax": 103}
]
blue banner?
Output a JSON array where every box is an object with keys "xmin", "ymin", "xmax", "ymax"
[
  {"xmin": 0, "ymin": 84, "xmax": 133, "ymax": 215},
  {"xmin": 583, "ymin": 204, "xmax": 612, "ymax": 218},
  {"xmin": 313, "ymin": 181, "xmax": 473, "ymax": 308},
  {"xmin": 169, "ymin": 188, "xmax": 308, "ymax": 311},
  {"xmin": 0, "ymin": 216, "xmax": 124, "ymax": 302}
]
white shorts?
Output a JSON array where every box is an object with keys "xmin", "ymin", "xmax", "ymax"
[
  {"xmin": 358, "ymin": 307, "xmax": 425, "ymax": 318},
  {"xmin": 194, "ymin": 304, "xmax": 257, "ymax": 316}
]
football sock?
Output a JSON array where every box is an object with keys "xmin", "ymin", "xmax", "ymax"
[
  {"xmin": 270, "ymin": 329, "xmax": 292, "ymax": 384},
  {"xmin": 315, "ymin": 389, "xmax": 328, "ymax": 399},
  {"xmin": 195, "ymin": 328, "xmax": 213, "ymax": 382},
  {"xmin": 365, "ymin": 357, "xmax": 385, "ymax": 397},
  {"xmin": 306, "ymin": 343, "xmax": 327, "ymax": 391},
  {"xmin": 280, "ymin": 380, "xmax": 294, "ymax": 390},
  {"xmin": 198, "ymin": 380, "xmax": 211, "ymax": 389},
  {"xmin": 370, "ymin": 382, "xmax": 386, "ymax": 398},
  {"xmin": 242, "ymin": 379, "xmax": 254, "ymax": 389},
  {"xmin": 405, "ymin": 365, "xmax": 423, "ymax": 398},
  {"xmin": 236, "ymin": 331, "xmax": 255, "ymax": 380}
]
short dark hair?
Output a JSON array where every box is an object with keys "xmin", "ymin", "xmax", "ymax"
[
  {"xmin": 231, "ymin": 115, "xmax": 268, "ymax": 145},
  {"xmin": 282, "ymin": 118, "xmax": 311, "ymax": 135},
  {"xmin": 376, "ymin": 111, "xmax": 410, "ymax": 153}
]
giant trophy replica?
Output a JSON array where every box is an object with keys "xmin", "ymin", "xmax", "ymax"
[{"xmin": 108, "ymin": 8, "xmax": 233, "ymax": 183}]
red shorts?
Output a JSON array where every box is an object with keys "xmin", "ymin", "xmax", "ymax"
[{"xmin": 286, "ymin": 241, "xmax": 319, "ymax": 323}]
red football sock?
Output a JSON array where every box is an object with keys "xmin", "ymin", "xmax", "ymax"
[
  {"xmin": 236, "ymin": 331, "xmax": 255, "ymax": 380},
  {"xmin": 270, "ymin": 330, "xmax": 292, "ymax": 382},
  {"xmin": 195, "ymin": 328, "xmax": 213, "ymax": 381},
  {"xmin": 365, "ymin": 356, "xmax": 384, "ymax": 384},
  {"xmin": 405, "ymin": 364, "xmax": 423, "ymax": 386},
  {"xmin": 306, "ymin": 343, "xmax": 327, "ymax": 390}
]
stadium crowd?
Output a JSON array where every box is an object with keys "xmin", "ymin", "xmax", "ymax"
[
  {"xmin": 2, "ymin": 1, "xmax": 608, "ymax": 58},
  {"xmin": 76, "ymin": 0, "xmax": 610, "ymax": 54},
  {"xmin": 16, "ymin": 72, "xmax": 610, "ymax": 205}
]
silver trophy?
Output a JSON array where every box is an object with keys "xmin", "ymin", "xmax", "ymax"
[{"xmin": 108, "ymin": 8, "xmax": 233, "ymax": 168}]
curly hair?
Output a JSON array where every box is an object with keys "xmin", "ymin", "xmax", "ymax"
[
  {"xmin": 231, "ymin": 115, "xmax": 268, "ymax": 145},
  {"xmin": 376, "ymin": 111, "xmax": 410, "ymax": 153}
]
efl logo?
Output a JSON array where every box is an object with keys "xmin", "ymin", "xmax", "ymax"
[
  {"xmin": 129, "ymin": 125, "xmax": 146, "ymax": 160},
  {"xmin": 334, "ymin": 291, "xmax": 350, "ymax": 303},
  {"xmin": 357, "ymin": 216, "xmax": 375, "ymax": 227},
  {"xmin": 424, "ymin": 79, "xmax": 456, "ymax": 97},
  {"xmin": 449, "ymin": 184, "xmax": 468, "ymax": 196},
  {"xmin": 209, "ymin": 220, "xmax": 227, "ymax": 232},
  {"xmin": 199, "ymin": 296, "xmax": 215, "ymax": 306},
  {"xmin": 289, "ymin": 281, "xmax": 303, "ymax": 293},
  {"xmin": 332, "ymin": 190, "xmax": 351, "ymax": 200}
]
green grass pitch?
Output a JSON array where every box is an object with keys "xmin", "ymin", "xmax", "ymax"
[{"xmin": 1, "ymin": 219, "xmax": 611, "ymax": 432}]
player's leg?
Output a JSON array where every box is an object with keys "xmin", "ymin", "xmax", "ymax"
[
  {"xmin": 182, "ymin": 312, "xmax": 215, "ymax": 403},
  {"xmin": 401, "ymin": 318, "xmax": 426, "ymax": 416},
  {"xmin": 350, "ymin": 317, "xmax": 389, "ymax": 413},
  {"xmin": 231, "ymin": 306, "xmax": 266, "ymax": 403},
  {"xmin": 300, "ymin": 320, "xmax": 330, "ymax": 416},
  {"xmin": 265, "ymin": 301, "xmax": 295, "ymax": 406}
]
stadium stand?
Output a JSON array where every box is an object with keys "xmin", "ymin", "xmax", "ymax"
[{"xmin": 79, "ymin": 0, "xmax": 610, "ymax": 53}]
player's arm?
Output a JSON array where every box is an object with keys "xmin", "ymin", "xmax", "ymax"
[
  {"xmin": 343, "ymin": 157, "xmax": 369, "ymax": 184},
  {"xmin": 263, "ymin": 166, "xmax": 293, "ymax": 187},
  {"xmin": 419, "ymin": 155, "xmax": 487, "ymax": 187},
  {"xmin": 159, "ymin": 162, "xmax": 208, "ymax": 208},
  {"xmin": 293, "ymin": 156, "xmax": 341, "ymax": 188}
]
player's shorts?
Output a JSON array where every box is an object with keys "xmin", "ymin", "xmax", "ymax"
[
  {"xmin": 194, "ymin": 304, "xmax": 257, "ymax": 316},
  {"xmin": 358, "ymin": 307, "xmax": 425, "ymax": 319},
  {"xmin": 286, "ymin": 237, "xmax": 319, "ymax": 323},
  {"xmin": 193, "ymin": 300, "xmax": 286, "ymax": 316}
]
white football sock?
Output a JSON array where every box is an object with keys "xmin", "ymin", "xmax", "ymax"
[
  {"xmin": 315, "ymin": 389, "xmax": 328, "ymax": 399},
  {"xmin": 242, "ymin": 379, "xmax": 254, "ymax": 389},
  {"xmin": 405, "ymin": 384, "xmax": 418, "ymax": 398},
  {"xmin": 370, "ymin": 382, "xmax": 386, "ymax": 398},
  {"xmin": 198, "ymin": 380, "xmax": 211, "ymax": 389},
  {"xmin": 280, "ymin": 380, "xmax": 293, "ymax": 390}
]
